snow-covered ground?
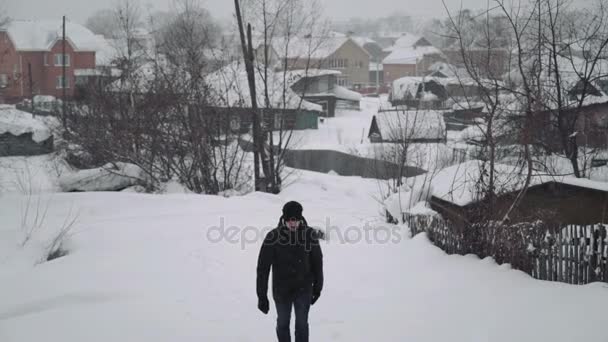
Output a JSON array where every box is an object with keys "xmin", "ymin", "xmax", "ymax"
[
  {"xmin": 284, "ymin": 97, "xmax": 381, "ymax": 153},
  {"xmin": 1, "ymin": 167, "xmax": 608, "ymax": 342}
]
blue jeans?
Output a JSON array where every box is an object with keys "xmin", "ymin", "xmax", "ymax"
[{"xmin": 275, "ymin": 290, "xmax": 312, "ymax": 342}]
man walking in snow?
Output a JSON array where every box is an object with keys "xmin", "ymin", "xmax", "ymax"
[{"xmin": 257, "ymin": 201, "xmax": 324, "ymax": 342}]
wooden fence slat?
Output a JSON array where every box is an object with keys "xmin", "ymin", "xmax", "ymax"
[
  {"xmin": 548, "ymin": 239, "xmax": 554, "ymax": 282},
  {"xmin": 558, "ymin": 228, "xmax": 563, "ymax": 283},
  {"xmin": 569, "ymin": 225, "xmax": 575, "ymax": 284},
  {"xmin": 562, "ymin": 227, "xmax": 572, "ymax": 284}
]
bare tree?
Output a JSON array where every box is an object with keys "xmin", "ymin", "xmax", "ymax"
[
  {"xmin": 66, "ymin": 0, "xmax": 250, "ymax": 195},
  {"xmin": 237, "ymin": 0, "xmax": 328, "ymax": 193},
  {"xmin": 537, "ymin": 0, "xmax": 608, "ymax": 178},
  {"xmin": 85, "ymin": 9, "xmax": 118, "ymax": 38}
]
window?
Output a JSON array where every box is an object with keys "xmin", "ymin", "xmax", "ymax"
[
  {"xmin": 229, "ymin": 117, "xmax": 240, "ymax": 131},
  {"xmin": 54, "ymin": 54, "xmax": 70, "ymax": 67},
  {"xmin": 274, "ymin": 113, "xmax": 283, "ymax": 130},
  {"xmin": 44, "ymin": 53, "xmax": 48, "ymax": 66},
  {"xmin": 337, "ymin": 76, "xmax": 349, "ymax": 87},
  {"xmin": 0, "ymin": 74, "xmax": 8, "ymax": 88},
  {"xmin": 327, "ymin": 58, "xmax": 349, "ymax": 69},
  {"xmin": 56, "ymin": 76, "xmax": 70, "ymax": 89}
]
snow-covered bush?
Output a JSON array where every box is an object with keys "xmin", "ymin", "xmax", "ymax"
[{"xmin": 59, "ymin": 162, "xmax": 153, "ymax": 192}]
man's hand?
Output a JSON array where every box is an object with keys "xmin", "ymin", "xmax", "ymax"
[
  {"xmin": 311, "ymin": 291, "xmax": 321, "ymax": 305},
  {"xmin": 258, "ymin": 296, "xmax": 269, "ymax": 314}
]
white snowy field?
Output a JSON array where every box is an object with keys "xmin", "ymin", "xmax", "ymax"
[{"xmin": 1, "ymin": 169, "xmax": 608, "ymax": 342}]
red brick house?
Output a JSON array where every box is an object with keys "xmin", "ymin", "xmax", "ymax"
[{"xmin": 0, "ymin": 20, "xmax": 99, "ymax": 104}]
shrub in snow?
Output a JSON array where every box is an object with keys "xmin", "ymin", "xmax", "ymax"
[
  {"xmin": 384, "ymin": 179, "xmax": 434, "ymax": 223},
  {"xmin": 59, "ymin": 162, "xmax": 153, "ymax": 192},
  {"xmin": 17, "ymin": 194, "xmax": 78, "ymax": 264}
]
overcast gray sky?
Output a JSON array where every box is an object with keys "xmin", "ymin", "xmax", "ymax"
[{"xmin": 5, "ymin": 0, "xmax": 593, "ymax": 25}]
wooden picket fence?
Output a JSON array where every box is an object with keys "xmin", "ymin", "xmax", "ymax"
[{"xmin": 406, "ymin": 214, "xmax": 608, "ymax": 284}]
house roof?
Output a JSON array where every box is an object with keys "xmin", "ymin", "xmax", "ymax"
[
  {"xmin": 259, "ymin": 32, "xmax": 369, "ymax": 60},
  {"xmin": 205, "ymin": 62, "xmax": 322, "ymax": 112},
  {"xmin": 4, "ymin": 20, "xmax": 100, "ymax": 51},
  {"xmin": 428, "ymin": 160, "xmax": 608, "ymax": 207},
  {"xmin": 370, "ymin": 110, "xmax": 446, "ymax": 141},
  {"xmin": 381, "ymin": 33, "xmax": 442, "ymax": 65},
  {"xmin": 383, "ymin": 45, "xmax": 443, "ymax": 65},
  {"xmin": 286, "ymin": 69, "xmax": 362, "ymax": 102},
  {"xmin": 391, "ymin": 75, "xmax": 483, "ymax": 102}
]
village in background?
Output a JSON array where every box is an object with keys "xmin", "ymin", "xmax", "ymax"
[{"xmin": 1, "ymin": 0, "xmax": 608, "ymax": 340}]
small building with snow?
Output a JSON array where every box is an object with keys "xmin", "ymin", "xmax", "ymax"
[
  {"xmin": 368, "ymin": 110, "xmax": 446, "ymax": 143},
  {"xmin": 204, "ymin": 63, "xmax": 323, "ymax": 131},
  {"xmin": 0, "ymin": 105, "xmax": 53, "ymax": 156},
  {"xmin": 289, "ymin": 69, "xmax": 362, "ymax": 117},
  {"xmin": 425, "ymin": 161, "xmax": 608, "ymax": 226},
  {"xmin": 255, "ymin": 32, "xmax": 371, "ymax": 89}
]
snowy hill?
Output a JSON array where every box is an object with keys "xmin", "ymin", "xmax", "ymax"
[{"xmin": 1, "ymin": 169, "xmax": 607, "ymax": 342}]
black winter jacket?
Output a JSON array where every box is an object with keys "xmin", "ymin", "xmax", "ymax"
[{"xmin": 256, "ymin": 219, "xmax": 324, "ymax": 303}]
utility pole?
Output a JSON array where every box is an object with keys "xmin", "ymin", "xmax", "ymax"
[
  {"xmin": 375, "ymin": 57, "xmax": 380, "ymax": 95},
  {"xmin": 234, "ymin": 0, "xmax": 265, "ymax": 192},
  {"xmin": 28, "ymin": 62, "xmax": 34, "ymax": 115},
  {"xmin": 62, "ymin": 15, "xmax": 67, "ymax": 127}
]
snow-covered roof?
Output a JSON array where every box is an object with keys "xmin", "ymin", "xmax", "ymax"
[
  {"xmin": 333, "ymin": 86, "xmax": 363, "ymax": 102},
  {"xmin": 260, "ymin": 32, "xmax": 366, "ymax": 60},
  {"xmin": 383, "ymin": 33, "xmax": 424, "ymax": 52},
  {"xmin": 372, "ymin": 110, "xmax": 446, "ymax": 141},
  {"xmin": 505, "ymin": 55, "xmax": 608, "ymax": 111},
  {"xmin": 206, "ymin": 62, "xmax": 322, "ymax": 112},
  {"xmin": 429, "ymin": 160, "xmax": 608, "ymax": 206},
  {"xmin": 429, "ymin": 161, "xmax": 532, "ymax": 206},
  {"xmin": 4, "ymin": 20, "xmax": 100, "ymax": 51},
  {"xmin": 392, "ymin": 77, "xmax": 426, "ymax": 100},
  {"xmin": 286, "ymin": 69, "xmax": 341, "ymax": 82},
  {"xmin": 0, "ymin": 105, "xmax": 52, "ymax": 142},
  {"xmin": 351, "ymin": 36, "xmax": 377, "ymax": 48},
  {"xmin": 383, "ymin": 45, "xmax": 443, "ymax": 65}
]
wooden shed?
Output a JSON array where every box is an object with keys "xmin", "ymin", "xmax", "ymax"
[{"xmin": 368, "ymin": 110, "xmax": 447, "ymax": 143}]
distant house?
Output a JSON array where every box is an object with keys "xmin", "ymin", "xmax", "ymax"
[
  {"xmin": 425, "ymin": 161, "xmax": 608, "ymax": 226},
  {"xmin": 350, "ymin": 36, "xmax": 386, "ymax": 87},
  {"xmin": 389, "ymin": 77, "xmax": 448, "ymax": 109},
  {"xmin": 382, "ymin": 34, "xmax": 446, "ymax": 85},
  {"xmin": 526, "ymin": 100, "xmax": 608, "ymax": 150},
  {"xmin": 205, "ymin": 62, "xmax": 323, "ymax": 131},
  {"xmin": 442, "ymin": 43, "xmax": 510, "ymax": 79},
  {"xmin": 368, "ymin": 110, "xmax": 447, "ymax": 143},
  {"xmin": 255, "ymin": 32, "xmax": 371, "ymax": 89},
  {"xmin": 289, "ymin": 69, "xmax": 362, "ymax": 117},
  {"xmin": 0, "ymin": 20, "xmax": 102, "ymax": 103}
]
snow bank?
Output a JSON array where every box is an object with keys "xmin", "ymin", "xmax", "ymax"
[
  {"xmin": 384, "ymin": 178, "xmax": 433, "ymax": 220},
  {"xmin": 0, "ymin": 105, "xmax": 52, "ymax": 142},
  {"xmin": 0, "ymin": 154, "xmax": 70, "ymax": 194},
  {"xmin": 59, "ymin": 163, "xmax": 151, "ymax": 192}
]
